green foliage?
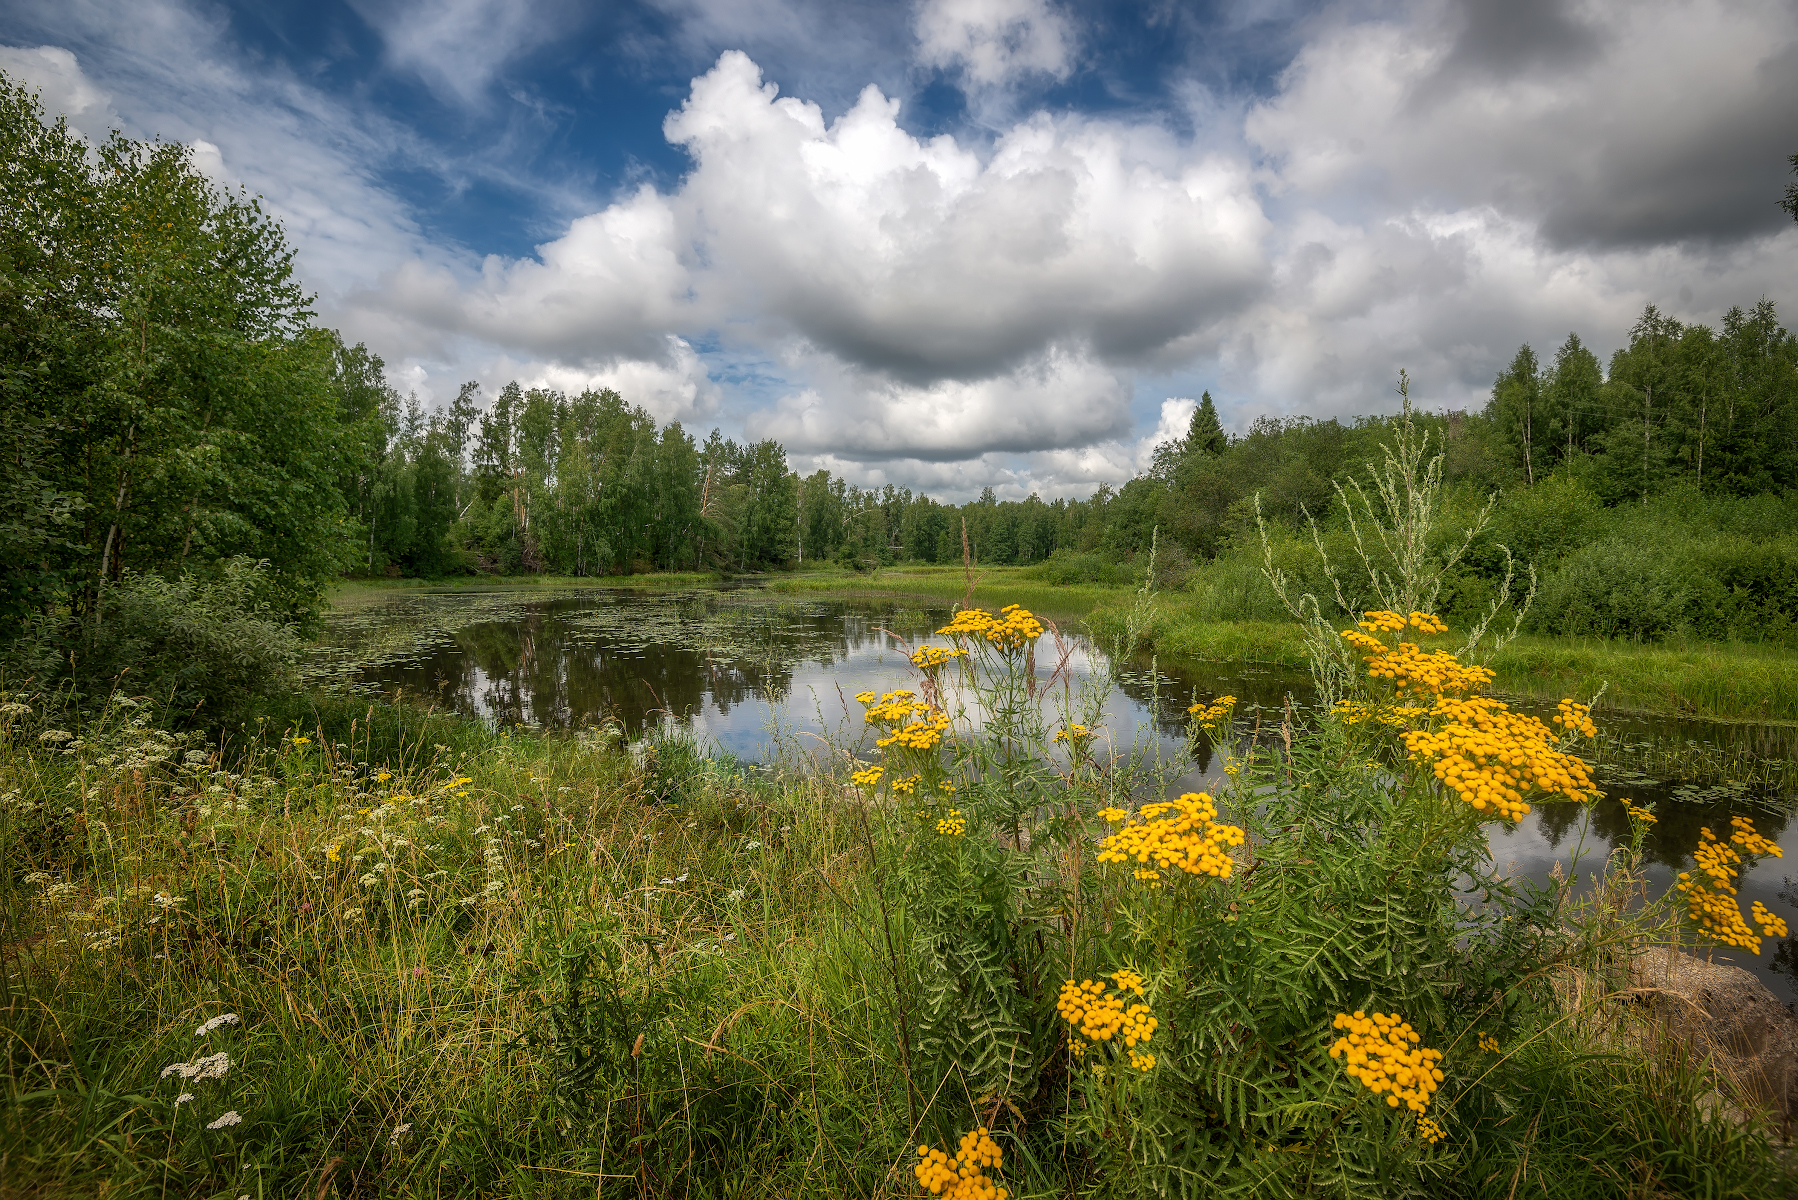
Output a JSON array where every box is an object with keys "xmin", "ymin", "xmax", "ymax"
[
  {"xmin": 0, "ymin": 72, "xmax": 358, "ymax": 624},
  {"xmin": 7, "ymin": 557, "xmax": 302, "ymax": 723}
]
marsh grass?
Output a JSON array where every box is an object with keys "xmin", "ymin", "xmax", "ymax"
[
  {"xmin": 3, "ymin": 609, "xmax": 1792, "ymax": 1197},
  {"xmin": 770, "ymin": 566, "xmax": 1798, "ymax": 724},
  {"xmin": 0, "ymin": 694, "xmax": 919, "ymax": 1198}
]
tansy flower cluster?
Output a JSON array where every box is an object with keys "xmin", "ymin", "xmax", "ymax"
[
  {"xmin": 1096, "ymin": 793, "xmax": 1244, "ymax": 884},
  {"xmin": 1753, "ymin": 902, "xmax": 1789, "ymax": 939},
  {"xmin": 914, "ymin": 1127, "xmax": 1007, "ymax": 1200},
  {"xmin": 860, "ymin": 690, "xmax": 930, "ymax": 724},
  {"xmin": 937, "ymin": 604, "xmax": 1044, "ymax": 653},
  {"xmin": 858, "ymin": 690, "xmax": 953, "ymax": 753},
  {"xmin": 1553, "ymin": 700, "xmax": 1597, "ymax": 738},
  {"xmin": 1341, "ymin": 628, "xmax": 1496, "ymax": 696},
  {"xmin": 1334, "ymin": 613, "xmax": 1598, "ymax": 822},
  {"xmin": 891, "ymin": 774, "xmax": 924, "ymax": 795},
  {"xmin": 850, "ymin": 766, "xmax": 884, "ymax": 789},
  {"xmin": 1052, "ymin": 724, "xmax": 1093, "ymax": 745},
  {"xmin": 1402, "ymin": 695, "xmax": 1598, "ymax": 821},
  {"xmin": 936, "ymin": 809, "xmax": 967, "ymax": 837},
  {"xmin": 1186, "ymin": 695, "xmax": 1237, "ymax": 731},
  {"xmin": 1676, "ymin": 817, "xmax": 1786, "ymax": 953},
  {"xmin": 1417, "ymin": 1115, "xmax": 1445, "ymax": 1145},
  {"xmin": 1622, "ymin": 801, "xmax": 1657, "ymax": 825},
  {"xmin": 1355, "ymin": 610, "xmax": 1448, "ymax": 636},
  {"xmin": 1477, "ymin": 1032, "xmax": 1501, "ymax": 1055},
  {"xmin": 880, "ymin": 711, "xmax": 951, "ymax": 752},
  {"xmin": 1331, "ymin": 700, "xmax": 1427, "ymax": 729},
  {"xmin": 910, "ymin": 645, "xmax": 969, "ymax": 671},
  {"xmin": 1057, "ymin": 972, "xmax": 1158, "ymax": 1070},
  {"xmin": 1329, "ymin": 1011, "xmax": 1445, "ymax": 1112}
]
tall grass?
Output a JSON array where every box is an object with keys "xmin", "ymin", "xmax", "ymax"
[{"xmin": 3, "ymin": 603, "xmax": 1790, "ymax": 1197}]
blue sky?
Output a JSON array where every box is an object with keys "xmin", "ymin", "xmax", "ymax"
[{"xmin": 4, "ymin": 0, "xmax": 1796, "ymax": 500}]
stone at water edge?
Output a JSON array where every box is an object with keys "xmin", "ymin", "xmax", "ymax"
[{"xmin": 1630, "ymin": 947, "xmax": 1798, "ymax": 1124}]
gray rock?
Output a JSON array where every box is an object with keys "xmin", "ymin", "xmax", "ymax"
[{"xmin": 1630, "ymin": 946, "xmax": 1798, "ymax": 1125}]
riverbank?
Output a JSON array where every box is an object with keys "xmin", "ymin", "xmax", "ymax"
[
  {"xmin": 765, "ymin": 566, "xmax": 1798, "ymax": 724},
  {"xmin": 322, "ymin": 566, "xmax": 1798, "ymax": 724}
]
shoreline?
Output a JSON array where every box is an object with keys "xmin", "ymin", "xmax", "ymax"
[{"xmin": 325, "ymin": 566, "xmax": 1798, "ymax": 725}]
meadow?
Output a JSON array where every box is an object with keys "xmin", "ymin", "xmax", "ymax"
[{"xmin": 3, "ymin": 599, "xmax": 1792, "ymax": 1199}]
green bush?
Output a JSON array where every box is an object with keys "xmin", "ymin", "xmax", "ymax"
[
  {"xmin": 7, "ymin": 558, "xmax": 302, "ymax": 724},
  {"xmin": 1532, "ymin": 534, "xmax": 1798, "ymax": 643},
  {"xmin": 1030, "ymin": 549, "xmax": 1137, "ymax": 587}
]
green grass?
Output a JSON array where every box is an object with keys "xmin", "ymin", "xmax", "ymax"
[
  {"xmin": 761, "ymin": 567, "xmax": 1798, "ymax": 724},
  {"xmin": 1, "ymin": 678, "xmax": 1788, "ymax": 1197}
]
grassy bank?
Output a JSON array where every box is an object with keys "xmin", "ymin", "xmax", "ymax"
[
  {"xmin": 2, "ymin": 667, "xmax": 1787, "ymax": 1199},
  {"xmin": 759, "ymin": 566, "xmax": 1798, "ymax": 724}
]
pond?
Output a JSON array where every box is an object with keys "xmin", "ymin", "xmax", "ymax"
[{"xmin": 310, "ymin": 585, "xmax": 1798, "ymax": 1006}]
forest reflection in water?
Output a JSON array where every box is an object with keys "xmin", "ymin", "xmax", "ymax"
[{"xmin": 313, "ymin": 586, "xmax": 1798, "ymax": 1005}]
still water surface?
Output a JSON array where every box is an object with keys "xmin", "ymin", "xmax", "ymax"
[{"xmin": 312, "ymin": 586, "xmax": 1798, "ymax": 1005}]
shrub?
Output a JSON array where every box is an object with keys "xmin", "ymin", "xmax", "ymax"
[
  {"xmin": 1029, "ymin": 549, "xmax": 1136, "ymax": 588},
  {"xmin": 7, "ymin": 558, "xmax": 302, "ymax": 724}
]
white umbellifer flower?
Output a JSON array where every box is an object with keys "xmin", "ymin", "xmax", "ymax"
[
  {"xmin": 205, "ymin": 1111, "xmax": 242, "ymax": 1130},
  {"xmin": 659, "ymin": 877, "xmax": 673, "ymax": 886},
  {"xmin": 744, "ymin": 840, "xmax": 761, "ymax": 851},
  {"xmin": 726, "ymin": 888, "xmax": 745, "ymax": 902},
  {"xmin": 390, "ymin": 1122, "xmax": 412, "ymax": 1145},
  {"xmin": 175, "ymin": 1093, "xmax": 195, "ymax": 1105},
  {"xmin": 510, "ymin": 804, "xmax": 524, "ymax": 813},
  {"xmin": 675, "ymin": 873, "xmax": 689, "ymax": 883},
  {"xmin": 161, "ymin": 1052, "xmax": 231, "ymax": 1082},
  {"xmin": 195, "ymin": 1013, "xmax": 240, "ymax": 1038}
]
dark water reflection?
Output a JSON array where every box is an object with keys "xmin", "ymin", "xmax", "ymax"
[{"xmin": 313, "ymin": 586, "xmax": 1798, "ymax": 1006}]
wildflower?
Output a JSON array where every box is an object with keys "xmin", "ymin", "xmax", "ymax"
[
  {"xmin": 914, "ymin": 1127, "xmax": 1008, "ymax": 1200},
  {"xmin": 161, "ymin": 1052, "xmax": 231, "ymax": 1082},
  {"xmin": 1185, "ymin": 696, "xmax": 1236, "ymax": 731},
  {"xmin": 1477, "ymin": 1032, "xmax": 1500, "ymax": 1055},
  {"xmin": 390, "ymin": 1122, "xmax": 412, "ymax": 1145},
  {"xmin": 1402, "ymin": 695, "xmax": 1597, "ymax": 821},
  {"xmin": 936, "ymin": 809, "xmax": 967, "ymax": 837},
  {"xmin": 325, "ymin": 843, "xmax": 342, "ymax": 863},
  {"xmin": 1096, "ymin": 793, "xmax": 1244, "ymax": 883},
  {"xmin": 1417, "ymin": 1115, "xmax": 1445, "ymax": 1144},
  {"xmin": 1057, "ymin": 977, "xmax": 1158, "ymax": 1069},
  {"xmin": 849, "ymin": 765, "xmax": 884, "ymax": 789},
  {"xmin": 892, "ymin": 774, "xmax": 923, "ymax": 795},
  {"xmin": 174, "ymin": 1093, "xmax": 195, "ymax": 1106},
  {"xmin": 1096, "ymin": 806, "xmax": 1127, "ymax": 824},
  {"xmin": 1329, "ymin": 1011, "xmax": 1444, "ymax": 1113},
  {"xmin": 1676, "ymin": 818, "xmax": 1785, "ymax": 953},
  {"xmin": 194, "ymin": 1013, "xmax": 240, "ymax": 1037},
  {"xmin": 1052, "ymin": 724, "xmax": 1094, "ymax": 745},
  {"xmin": 1752, "ymin": 901, "xmax": 1789, "ymax": 939},
  {"xmin": 376, "ymin": 772, "xmax": 391, "ymax": 783},
  {"xmin": 290, "ymin": 737, "xmax": 311, "ymax": 748},
  {"xmin": 205, "ymin": 1111, "xmax": 243, "ymax": 1130},
  {"xmin": 1622, "ymin": 801, "xmax": 1657, "ymax": 825},
  {"xmin": 1552, "ymin": 699, "xmax": 1597, "ymax": 738},
  {"xmin": 910, "ymin": 644, "xmax": 968, "ymax": 671}
]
